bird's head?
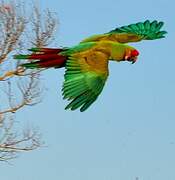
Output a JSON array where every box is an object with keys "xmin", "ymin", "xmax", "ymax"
[{"xmin": 124, "ymin": 49, "xmax": 139, "ymax": 64}]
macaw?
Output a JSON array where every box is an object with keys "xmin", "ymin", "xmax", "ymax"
[{"xmin": 14, "ymin": 20, "xmax": 167, "ymax": 112}]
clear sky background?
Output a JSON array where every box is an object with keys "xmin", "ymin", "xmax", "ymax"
[{"xmin": 1, "ymin": 0, "xmax": 175, "ymax": 180}]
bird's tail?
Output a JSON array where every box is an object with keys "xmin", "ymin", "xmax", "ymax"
[{"xmin": 14, "ymin": 48, "xmax": 68, "ymax": 69}]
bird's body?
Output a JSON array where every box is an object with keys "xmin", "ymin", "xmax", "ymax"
[{"xmin": 14, "ymin": 20, "xmax": 167, "ymax": 111}]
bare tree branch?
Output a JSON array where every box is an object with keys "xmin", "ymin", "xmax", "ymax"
[
  {"xmin": 0, "ymin": 1, "xmax": 26, "ymax": 64},
  {"xmin": 0, "ymin": 1, "xmax": 58, "ymax": 162}
]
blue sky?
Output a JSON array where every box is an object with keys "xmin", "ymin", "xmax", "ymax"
[{"xmin": 1, "ymin": 0, "xmax": 175, "ymax": 180}]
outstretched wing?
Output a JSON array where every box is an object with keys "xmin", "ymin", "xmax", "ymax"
[
  {"xmin": 81, "ymin": 20, "xmax": 167, "ymax": 44},
  {"xmin": 62, "ymin": 50, "xmax": 109, "ymax": 112}
]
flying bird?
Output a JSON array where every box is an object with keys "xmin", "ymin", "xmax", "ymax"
[{"xmin": 14, "ymin": 20, "xmax": 167, "ymax": 112}]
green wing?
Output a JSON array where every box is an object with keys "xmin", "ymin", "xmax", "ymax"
[
  {"xmin": 62, "ymin": 50, "xmax": 109, "ymax": 112},
  {"xmin": 81, "ymin": 20, "xmax": 167, "ymax": 43}
]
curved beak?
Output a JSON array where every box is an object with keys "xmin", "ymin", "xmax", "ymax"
[
  {"xmin": 124, "ymin": 56, "xmax": 137, "ymax": 64},
  {"xmin": 131, "ymin": 56, "xmax": 137, "ymax": 64}
]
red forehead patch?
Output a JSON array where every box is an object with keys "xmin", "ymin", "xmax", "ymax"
[{"xmin": 131, "ymin": 49, "xmax": 139, "ymax": 56}]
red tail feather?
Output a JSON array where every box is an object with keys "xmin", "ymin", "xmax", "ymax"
[
  {"xmin": 27, "ymin": 54, "xmax": 64, "ymax": 61},
  {"xmin": 27, "ymin": 48, "xmax": 67, "ymax": 68},
  {"xmin": 37, "ymin": 58, "xmax": 66, "ymax": 68}
]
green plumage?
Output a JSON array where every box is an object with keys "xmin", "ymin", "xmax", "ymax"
[
  {"xmin": 14, "ymin": 54, "xmax": 30, "ymax": 59},
  {"xmin": 21, "ymin": 63, "xmax": 39, "ymax": 68},
  {"xmin": 81, "ymin": 20, "xmax": 167, "ymax": 43},
  {"xmin": 62, "ymin": 57, "xmax": 107, "ymax": 112},
  {"xmin": 28, "ymin": 48, "xmax": 43, "ymax": 52},
  {"xmin": 60, "ymin": 42, "xmax": 96, "ymax": 56},
  {"xmin": 110, "ymin": 20, "xmax": 167, "ymax": 40}
]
